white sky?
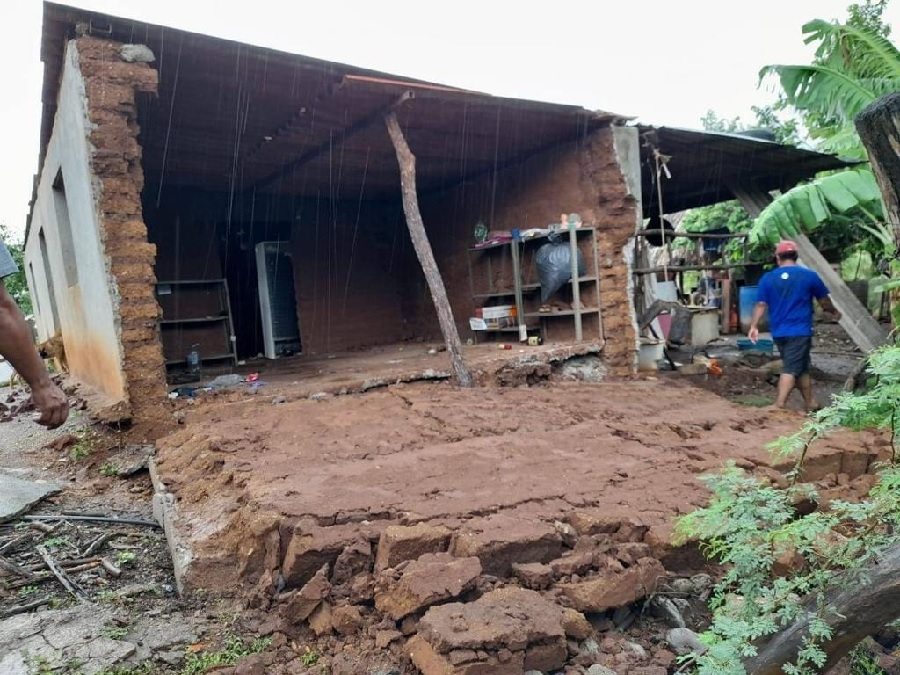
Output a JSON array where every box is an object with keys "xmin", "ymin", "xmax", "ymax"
[{"xmin": 2, "ymin": 0, "xmax": 897, "ymax": 239}]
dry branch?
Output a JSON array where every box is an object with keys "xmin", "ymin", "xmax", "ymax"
[
  {"xmin": 385, "ymin": 109, "xmax": 473, "ymax": 387},
  {"xmin": 36, "ymin": 545, "xmax": 88, "ymax": 603}
]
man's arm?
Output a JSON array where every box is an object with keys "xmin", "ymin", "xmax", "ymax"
[
  {"xmin": 748, "ymin": 301, "xmax": 767, "ymax": 343},
  {"xmin": 818, "ymin": 295, "xmax": 842, "ymax": 322},
  {"xmin": 0, "ymin": 281, "xmax": 68, "ymax": 428}
]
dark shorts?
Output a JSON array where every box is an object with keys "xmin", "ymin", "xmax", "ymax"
[{"xmin": 775, "ymin": 336, "xmax": 812, "ymax": 376}]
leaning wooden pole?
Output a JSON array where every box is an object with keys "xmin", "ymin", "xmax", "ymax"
[{"xmin": 385, "ymin": 111, "xmax": 474, "ymax": 387}]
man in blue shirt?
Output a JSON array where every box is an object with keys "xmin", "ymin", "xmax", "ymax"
[{"xmin": 749, "ymin": 240, "xmax": 840, "ymax": 410}]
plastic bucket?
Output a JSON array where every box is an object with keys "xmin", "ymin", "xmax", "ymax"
[{"xmin": 739, "ymin": 285, "xmax": 768, "ymax": 333}]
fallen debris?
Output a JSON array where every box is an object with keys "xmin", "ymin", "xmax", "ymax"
[{"xmin": 0, "ymin": 474, "xmax": 61, "ymax": 523}]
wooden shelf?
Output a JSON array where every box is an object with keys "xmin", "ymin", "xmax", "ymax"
[
  {"xmin": 165, "ymin": 353, "xmax": 235, "ymax": 366},
  {"xmin": 160, "ymin": 316, "xmax": 228, "ymax": 325},
  {"xmin": 474, "ymin": 283, "xmax": 540, "ymax": 299},
  {"xmin": 469, "ymin": 227, "xmax": 597, "ymax": 252},
  {"xmin": 525, "ymin": 308, "xmax": 601, "ymax": 320}
]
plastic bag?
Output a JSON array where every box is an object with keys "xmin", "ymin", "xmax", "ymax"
[{"xmin": 535, "ymin": 241, "xmax": 586, "ymax": 302}]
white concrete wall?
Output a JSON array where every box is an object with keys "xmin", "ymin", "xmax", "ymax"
[{"xmin": 24, "ymin": 41, "xmax": 127, "ymax": 402}]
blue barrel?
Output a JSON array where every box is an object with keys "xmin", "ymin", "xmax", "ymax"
[{"xmin": 739, "ymin": 285, "xmax": 768, "ymax": 333}]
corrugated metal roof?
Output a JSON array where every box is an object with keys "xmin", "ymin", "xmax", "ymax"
[{"xmin": 637, "ymin": 126, "xmax": 855, "ymax": 216}]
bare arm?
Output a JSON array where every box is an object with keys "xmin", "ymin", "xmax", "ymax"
[
  {"xmin": 819, "ymin": 295, "xmax": 841, "ymax": 321},
  {"xmin": 748, "ymin": 301, "xmax": 767, "ymax": 343},
  {"xmin": 0, "ymin": 281, "xmax": 68, "ymax": 428}
]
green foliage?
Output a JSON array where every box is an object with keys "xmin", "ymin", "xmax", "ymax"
[
  {"xmin": 677, "ymin": 344, "xmax": 900, "ymax": 674},
  {"xmin": 179, "ymin": 635, "xmax": 272, "ymax": 675},
  {"xmin": 0, "ymin": 223, "xmax": 32, "ymax": 317},
  {"xmin": 300, "ymin": 646, "xmax": 320, "ymax": 665},
  {"xmin": 748, "ymin": 169, "xmax": 888, "ymax": 249},
  {"xmin": 848, "ymin": 640, "xmax": 888, "ymax": 674},
  {"xmin": 100, "ymin": 462, "xmax": 118, "ymax": 477}
]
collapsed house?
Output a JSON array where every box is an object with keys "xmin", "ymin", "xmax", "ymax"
[{"xmin": 26, "ymin": 2, "xmax": 847, "ymax": 426}]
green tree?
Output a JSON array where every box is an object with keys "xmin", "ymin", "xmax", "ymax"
[{"xmin": 0, "ymin": 224, "xmax": 32, "ymax": 316}]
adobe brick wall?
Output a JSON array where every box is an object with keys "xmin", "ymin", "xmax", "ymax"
[
  {"xmin": 77, "ymin": 38, "xmax": 171, "ymax": 430},
  {"xmin": 413, "ymin": 128, "xmax": 639, "ymax": 374}
]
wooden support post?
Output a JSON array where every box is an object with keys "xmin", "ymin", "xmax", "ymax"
[
  {"xmin": 385, "ymin": 111, "xmax": 474, "ymax": 387},
  {"xmin": 731, "ymin": 186, "xmax": 888, "ymax": 353},
  {"xmin": 569, "ymin": 225, "xmax": 583, "ymax": 341}
]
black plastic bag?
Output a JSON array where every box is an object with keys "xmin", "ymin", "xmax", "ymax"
[{"xmin": 535, "ymin": 240, "xmax": 586, "ymax": 302}]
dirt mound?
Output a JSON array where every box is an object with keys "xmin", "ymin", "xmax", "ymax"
[{"xmin": 151, "ymin": 379, "xmax": 887, "ymax": 673}]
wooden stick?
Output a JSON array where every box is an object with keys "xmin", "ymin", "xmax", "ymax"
[
  {"xmin": 36, "ymin": 545, "xmax": 87, "ymax": 603},
  {"xmin": 24, "ymin": 515, "xmax": 161, "ymax": 528},
  {"xmin": 0, "ymin": 554, "xmax": 35, "ymax": 579},
  {"xmin": 385, "ymin": 109, "xmax": 474, "ymax": 387},
  {"xmin": 0, "ymin": 533, "xmax": 32, "ymax": 555},
  {"xmin": 82, "ymin": 533, "xmax": 118, "ymax": 557},
  {"xmin": 0, "ymin": 596, "xmax": 51, "ymax": 619},
  {"xmin": 5, "ymin": 574, "xmax": 52, "ymax": 590},
  {"xmin": 101, "ymin": 558, "xmax": 122, "ymax": 578}
]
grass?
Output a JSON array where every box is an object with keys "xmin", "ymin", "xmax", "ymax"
[
  {"xmin": 732, "ymin": 394, "xmax": 774, "ymax": 407},
  {"xmin": 99, "ymin": 462, "xmax": 118, "ymax": 477},
  {"xmin": 179, "ymin": 635, "xmax": 273, "ymax": 675}
]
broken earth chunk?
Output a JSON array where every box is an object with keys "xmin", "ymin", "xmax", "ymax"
[
  {"xmin": 556, "ymin": 557, "xmax": 665, "ymax": 613},
  {"xmin": 374, "ymin": 523, "xmax": 452, "ymax": 572},
  {"xmin": 375, "ymin": 553, "xmax": 481, "ymax": 620},
  {"xmin": 450, "ymin": 514, "xmax": 562, "ymax": 576}
]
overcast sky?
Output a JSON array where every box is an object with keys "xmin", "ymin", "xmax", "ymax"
[{"xmin": 2, "ymin": 0, "xmax": 896, "ymax": 239}]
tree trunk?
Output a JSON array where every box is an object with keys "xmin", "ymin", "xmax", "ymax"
[
  {"xmin": 384, "ymin": 111, "xmax": 474, "ymax": 387},
  {"xmin": 744, "ymin": 543, "xmax": 900, "ymax": 674},
  {"xmin": 855, "ymin": 92, "xmax": 900, "ymax": 327}
]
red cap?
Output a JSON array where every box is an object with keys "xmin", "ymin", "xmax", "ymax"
[{"xmin": 775, "ymin": 240, "xmax": 797, "ymax": 255}]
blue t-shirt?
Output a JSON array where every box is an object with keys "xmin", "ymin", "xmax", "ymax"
[{"xmin": 757, "ymin": 265, "xmax": 829, "ymax": 338}]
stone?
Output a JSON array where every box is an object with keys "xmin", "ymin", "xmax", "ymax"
[
  {"xmin": 413, "ymin": 588, "xmax": 566, "ymax": 674},
  {"xmin": 587, "ymin": 666, "xmax": 618, "ymax": 675},
  {"xmin": 375, "ymin": 553, "xmax": 481, "ymax": 620},
  {"xmin": 281, "ymin": 564, "xmax": 331, "ymax": 622},
  {"xmin": 374, "ymin": 523, "xmax": 452, "ymax": 572},
  {"xmin": 280, "ymin": 522, "xmax": 360, "ymax": 587},
  {"xmin": 308, "ymin": 602, "xmax": 334, "ymax": 636},
  {"xmin": 331, "ymin": 605, "xmax": 364, "ymax": 636},
  {"xmin": 0, "ymin": 473, "xmax": 61, "ymax": 523},
  {"xmin": 120, "ymin": 44, "xmax": 156, "ymax": 63},
  {"xmin": 374, "ymin": 629, "xmax": 402, "ymax": 649},
  {"xmin": 567, "ymin": 511, "xmax": 624, "ymax": 536},
  {"xmin": 407, "ymin": 636, "xmax": 525, "ymax": 675},
  {"xmin": 560, "ymin": 609, "xmax": 593, "ymax": 640},
  {"xmin": 649, "ymin": 596, "xmax": 686, "ymax": 628},
  {"xmin": 666, "ymin": 627, "xmax": 707, "ymax": 656},
  {"xmin": 622, "ymin": 641, "xmax": 647, "ymax": 660},
  {"xmin": 554, "ymin": 520, "xmax": 579, "ymax": 547},
  {"xmin": 580, "ymin": 638, "xmax": 601, "ymax": 657},
  {"xmin": 332, "ymin": 539, "xmax": 373, "ymax": 586},
  {"xmin": 451, "ymin": 514, "xmax": 562, "ymax": 577},
  {"xmin": 551, "ymin": 552, "xmax": 596, "ymax": 578},
  {"xmin": 512, "ymin": 562, "xmax": 553, "ymax": 589},
  {"xmin": 557, "ymin": 558, "xmax": 664, "ymax": 613}
]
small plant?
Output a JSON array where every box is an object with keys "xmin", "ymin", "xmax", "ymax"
[
  {"xmin": 849, "ymin": 641, "xmax": 887, "ymax": 675},
  {"xmin": 102, "ymin": 623, "xmax": 129, "ymax": 640},
  {"xmin": 179, "ymin": 635, "xmax": 272, "ymax": 675},
  {"xmin": 42, "ymin": 536, "xmax": 67, "ymax": 550},
  {"xmin": 300, "ymin": 647, "xmax": 320, "ymax": 666},
  {"xmin": 70, "ymin": 444, "xmax": 88, "ymax": 461},
  {"xmin": 19, "ymin": 584, "xmax": 40, "ymax": 596},
  {"xmin": 116, "ymin": 550, "xmax": 136, "ymax": 566},
  {"xmin": 99, "ymin": 462, "xmax": 118, "ymax": 477}
]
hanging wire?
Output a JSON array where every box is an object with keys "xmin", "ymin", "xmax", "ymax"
[{"xmin": 343, "ymin": 147, "xmax": 370, "ymax": 312}]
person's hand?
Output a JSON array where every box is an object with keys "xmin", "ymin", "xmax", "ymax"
[
  {"xmin": 31, "ymin": 380, "xmax": 69, "ymax": 429},
  {"xmin": 748, "ymin": 326, "xmax": 759, "ymax": 344},
  {"xmin": 829, "ymin": 309, "xmax": 842, "ymax": 322}
]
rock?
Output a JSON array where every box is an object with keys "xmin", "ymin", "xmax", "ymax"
[
  {"xmin": 451, "ymin": 514, "xmax": 562, "ymax": 576},
  {"xmin": 332, "ymin": 539, "xmax": 372, "ymax": 586},
  {"xmin": 612, "ymin": 604, "xmax": 637, "ymax": 631},
  {"xmin": 374, "ymin": 523, "xmax": 452, "ymax": 572},
  {"xmin": 622, "ymin": 641, "xmax": 647, "ymax": 660},
  {"xmin": 649, "ymin": 596, "xmax": 686, "ymax": 628},
  {"xmin": 0, "ymin": 474, "xmax": 61, "ymax": 523},
  {"xmin": 554, "ymin": 520, "xmax": 579, "ymax": 547},
  {"xmin": 120, "ymin": 44, "xmax": 156, "ymax": 62},
  {"xmin": 690, "ymin": 573, "xmax": 713, "ymax": 594},
  {"xmin": 280, "ymin": 522, "xmax": 360, "ymax": 587},
  {"xmin": 234, "ymin": 653, "xmax": 267, "ymax": 675},
  {"xmin": 666, "ymin": 627, "xmax": 707, "ymax": 656},
  {"xmin": 560, "ymin": 609, "xmax": 593, "ymax": 640},
  {"xmin": 374, "ymin": 553, "xmax": 481, "ymax": 620},
  {"xmin": 587, "ymin": 666, "xmax": 618, "ymax": 675},
  {"xmin": 272, "ymin": 395, "xmax": 287, "ymax": 404},
  {"xmin": 551, "ymin": 552, "xmax": 596, "ymax": 578},
  {"xmin": 557, "ymin": 558, "xmax": 664, "ymax": 613},
  {"xmin": 42, "ymin": 433, "xmax": 78, "ymax": 452},
  {"xmin": 512, "ymin": 562, "xmax": 553, "ymax": 589},
  {"xmin": 668, "ymin": 578, "xmax": 694, "ymax": 595},
  {"xmin": 374, "ymin": 629, "xmax": 402, "ymax": 649},
  {"xmin": 411, "ymin": 588, "xmax": 567, "ymax": 674},
  {"xmin": 331, "ymin": 605, "xmax": 364, "ymax": 636},
  {"xmin": 580, "ymin": 637, "xmax": 600, "ymax": 657},
  {"xmin": 281, "ymin": 564, "xmax": 331, "ymax": 622},
  {"xmin": 308, "ymin": 602, "xmax": 333, "ymax": 636}
]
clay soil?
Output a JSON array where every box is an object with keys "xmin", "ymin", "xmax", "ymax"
[{"xmin": 150, "ymin": 348, "xmax": 888, "ymax": 674}]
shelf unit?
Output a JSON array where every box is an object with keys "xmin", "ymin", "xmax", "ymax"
[
  {"xmin": 467, "ymin": 226, "xmax": 603, "ymax": 343},
  {"xmin": 155, "ymin": 279, "xmax": 237, "ymax": 367}
]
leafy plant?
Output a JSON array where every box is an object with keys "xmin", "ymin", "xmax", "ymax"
[
  {"xmin": 179, "ymin": 635, "xmax": 272, "ymax": 675},
  {"xmin": 677, "ymin": 344, "xmax": 900, "ymax": 674},
  {"xmin": 116, "ymin": 550, "xmax": 136, "ymax": 566},
  {"xmin": 300, "ymin": 646, "xmax": 320, "ymax": 665},
  {"xmin": 100, "ymin": 462, "xmax": 118, "ymax": 477}
]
